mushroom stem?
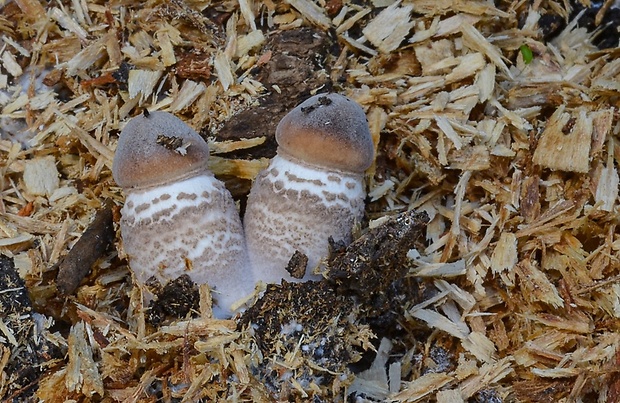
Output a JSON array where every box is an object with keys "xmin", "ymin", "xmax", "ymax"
[
  {"xmin": 120, "ymin": 173, "xmax": 251, "ymax": 316},
  {"xmin": 244, "ymin": 154, "xmax": 366, "ymax": 283}
]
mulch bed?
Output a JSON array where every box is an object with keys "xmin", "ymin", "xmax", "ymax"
[{"xmin": 1, "ymin": 0, "xmax": 619, "ymax": 401}]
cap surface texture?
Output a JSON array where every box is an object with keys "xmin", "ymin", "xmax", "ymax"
[
  {"xmin": 276, "ymin": 93, "xmax": 374, "ymax": 173},
  {"xmin": 113, "ymin": 111, "xmax": 210, "ymax": 189}
]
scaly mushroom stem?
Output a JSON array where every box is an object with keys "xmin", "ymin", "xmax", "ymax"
[{"xmin": 245, "ymin": 154, "xmax": 366, "ymax": 283}]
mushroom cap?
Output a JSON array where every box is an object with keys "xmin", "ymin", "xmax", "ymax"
[
  {"xmin": 113, "ymin": 111, "xmax": 211, "ymax": 189},
  {"xmin": 275, "ymin": 93, "xmax": 374, "ymax": 173}
]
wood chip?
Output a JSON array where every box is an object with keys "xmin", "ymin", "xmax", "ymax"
[
  {"xmin": 392, "ymin": 372, "xmax": 453, "ymax": 402},
  {"xmin": 533, "ymin": 107, "xmax": 593, "ymax": 173},
  {"xmin": 66, "ymin": 321, "xmax": 104, "ymax": 396},
  {"xmin": 362, "ymin": 2, "xmax": 415, "ymax": 53},
  {"xmin": 286, "ymin": 0, "xmax": 332, "ymax": 29},
  {"xmin": 128, "ymin": 69, "xmax": 163, "ymax": 102},
  {"xmin": 23, "ymin": 156, "xmax": 59, "ymax": 197}
]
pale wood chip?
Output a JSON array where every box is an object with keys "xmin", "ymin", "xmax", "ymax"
[
  {"xmin": 340, "ymin": 33, "xmax": 378, "ymax": 55},
  {"xmin": 209, "ymin": 137, "xmax": 266, "ymax": 154},
  {"xmin": 369, "ymin": 179, "xmax": 395, "ymax": 202},
  {"xmin": 349, "ymin": 338, "xmax": 392, "ymax": 400},
  {"xmin": 434, "ymin": 14, "xmax": 481, "ymax": 37},
  {"xmin": 195, "ymin": 334, "xmax": 240, "ymax": 353},
  {"xmin": 475, "ymin": 63, "xmax": 495, "ymax": 102},
  {"xmin": 531, "ymin": 367, "xmax": 581, "ymax": 378},
  {"xmin": 286, "ymin": 0, "xmax": 332, "ymax": 29},
  {"xmin": 590, "ymin": 108, "xmax": 614, "ymax": 157},
  {"xmin": 461, "ymin": 23, "xmax": 512, "ymax": 79},
  {"xmin": 594, "ymin": 153, "xmax": 619, "ymax": 212},
  {"xmin": 128, "ymin": 69, "xmax": 163, "ymax": 102},
  {"xmin": 155, "ymin": 29, "xmax": 177, "ymax": 67},
  {"xmin": 532, "ymin": 106, "xmax": 592, "ymax": 173},
  {"xmin": 592, "ymin": 58, "xmax": 620, "ymax": 91},
  {"xmin": 23, "ymin": 156, "xmax": 59, "ymax": 197},
  {"xmin": 435, "ymin": 116, "xmax": 463, "ymax": 150},
  {"xmin": 168, "ymin": 80, "xmax": 206, "ymax": 112},
  {"xmin": 231, "ymin": 349, "xmax": 250, "ymax": 384},
  {"xmin": 525, "ymin": 311, "xmax": 593, "ymax": 334},
  {"xmin": 454, "ymin": 353, "xmax": 479, "ymax": 381},
  {"xmin": 434, "ymin": 279, "xmax": 476, "ymax": 311},
  {"xmin": 436, "ymin": 389, "xmax": 465, "ymax": 403},
  {"xmin": 208, "ymin": 156, "xmax": 269, "ymax": 180},
  {"xmin": 515, "ymin": 199, "xmax": 576, "ymax": 238},
  {"xmin": 392, "ymin": 372, "xmax": 453, "ymax": 402},
  {"xmin": 335, "ymin": 8, "xmax": 371, "ymax": 35},
  {"xmin": 409, "ymin": 258, "xmax": 467, "ymax": 278},
  {"xmin": 199, "ymin": 283, "xmax": 214, "ymax": 319},
  {"xmin": 409, "ymin": 308, "xmax": 470, "ymax": 339},
  {"xmin": 239, "ymin": 0, "xmax": 257, "ymax": 31},
  {"xmin": 459, "ymin": 357, "xmax": 513, "ymax": 398},
  {"xmin": 414, "ymin": 39, "xmax": 454, "ymax": 75},
  {"xmin": 515, "ymin": 259, "xmax": 564, "ymax": 309},
  {"xmin": 448, "ymin": 145, "xmax": 490, "ymax": 171},
  {"xmin": 1, "ymin": 49, "xmax": 22, "ymax": 77},
  {"xmin": 362, "ymin": 2, "xmax": 414, "ymax": 53},
  {"xmin": 490, "ymin": 99, "xmax": 534, "ymax": 131},
  {"xmin": 445, "ymin": 53, "xmax": 486, "ymax": 83},
  {"xmin": 0, "ymin": 319, "xmax": 18, "ymax": 346},
  {"xmin": 389, "ymin": 361, "xmax": 401, "ymax": 394},
  {"xmin": 235, "ymin": 30, "xmax": 266, "ymax": 59},
  {"xmin": 63, "ymin": 35, "xmax": 108, "ymax": 76},
  {"xmin": 50, "ymin": 7, "xmax": 89, "ymax": 42},
  {"xmin": 1, "ymin": 93, "xmax": 28, "ymax": 114},
  {"xmin": 214, "ymin": 51, "xmax": 235, "ymax": 91},
  {"xmin": 490, "ymin": 232, "xmax": 517, "ymax": 284},
  {"xmin": 66, "ymin": 321, "xmax": 104, "ymax": 397},
  {"xmin": 461, "ymin": 331, "xmax": 497, "ymax": 364},
  {"xmin": 13, "ymin": 0, "xmax": 47, "ymax": 20}
]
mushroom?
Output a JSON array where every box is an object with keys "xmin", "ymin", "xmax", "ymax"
[
  {"xmin": 244, "ymin": 93, "xmax": 374, "ymax": 283},
  {"xmin": 112, "ymin": 111, "xmax": 253, "ymax": 317}
]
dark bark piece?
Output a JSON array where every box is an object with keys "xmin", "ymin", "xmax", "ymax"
[
  {"xmin": 147, "ymin": 274, "xmax": 200, "ymax": 326},
  {"xmin": 216, "ymin": 27, "xmax": 335, "ymax": 160},
  {"xmin": 285, "ymin": 250, "xmax": 308, "ymax": 279},
  {"xmin": 56, "ymin": 199, "xmax": 115, "ymax": 295}
]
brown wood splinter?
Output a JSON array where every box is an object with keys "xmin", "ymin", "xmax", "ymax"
[{"xmin": 56, "ymin": 199, "xmax": 115, "ymax": 295}]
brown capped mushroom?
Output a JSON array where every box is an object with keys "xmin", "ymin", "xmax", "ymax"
[
  {"xmin": 244, "ymin": 93, "xmax": 374, "ymax": 283},
  {"xmin": 113, "ymin": 111, "xmax": 253, "ymax": 317}
]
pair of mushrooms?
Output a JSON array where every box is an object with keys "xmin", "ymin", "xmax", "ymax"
[{"xmin": 112, "ymin": 93, "xmax": 374, "ymax": 317}]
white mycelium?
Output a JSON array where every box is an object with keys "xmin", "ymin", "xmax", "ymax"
[
  {"xmin": 113, "ymin": 111, "xmax": 253, "ymax": 317},
  {"xmin": 244, "ymin": 93, "xmax": 374, "ymax": 283}
]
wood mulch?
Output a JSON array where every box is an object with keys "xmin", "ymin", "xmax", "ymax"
[{"xmin": 0, "ymin": 0, "xmax": 619, "ymax": 401}]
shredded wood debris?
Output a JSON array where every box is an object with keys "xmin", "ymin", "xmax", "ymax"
[{"xmin": 0, "ymin": 0, "xmax": 619, "ymax": 402}]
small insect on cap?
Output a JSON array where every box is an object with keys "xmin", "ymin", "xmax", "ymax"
[
  {"xmin": 276, "ymin": 93, "xmax": 374, "ymax": 173},
  {"xmin": 113, "ymin": 111, "xmax": 211, "ymax": 189}
]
